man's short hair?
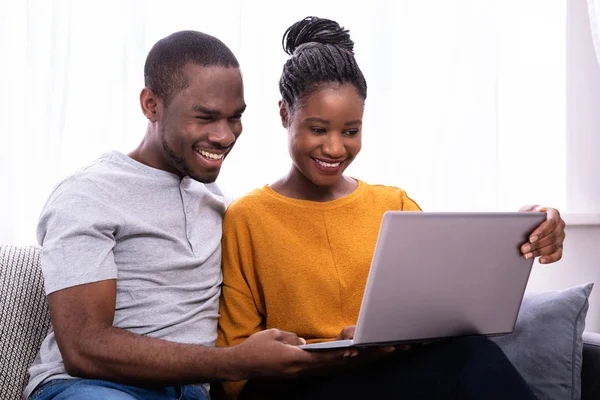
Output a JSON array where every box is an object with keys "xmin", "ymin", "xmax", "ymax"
[{"xmin": 144, "ymin": 30, "xmax": 239, "ymax": 106}]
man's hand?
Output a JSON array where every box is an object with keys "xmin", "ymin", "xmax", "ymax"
[
  {"xmin": 229, "ymin": 328, "xmax": 355, "ymax": 381},
  {"xmin": 336, "ymin": 325, "xmax": 409, "ymax": 364},
  {"xmin": 519, "ymin": 205, "xmax": 566, "ymax": 264},
  {"xmin": 336, "ymin": 325, "xmax": 409, "ymax": 352}
]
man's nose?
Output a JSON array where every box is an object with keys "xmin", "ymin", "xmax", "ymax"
[{"xmin": 209, "ymin": 120, "xmax": 236, "ymax": 148}]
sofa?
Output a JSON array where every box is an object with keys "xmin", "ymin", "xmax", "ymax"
[{"xmin": 1, "ymin": 244, "xmax": 599, "ymax": 399}]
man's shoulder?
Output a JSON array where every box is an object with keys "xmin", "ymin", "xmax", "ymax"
[
  {"xmin": 50, "ymin": 152, "xmax": 121, "ymax": 194},
  {"xmin": 45, "ymin": 151, "xmax": 143, "ymax": 211},
  {"xmin": 71, "ymin": 151, "xmax": 135, "ymax": 180}
]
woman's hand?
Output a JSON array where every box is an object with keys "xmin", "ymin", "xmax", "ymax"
[
  {"xmin": 519, "ymin": 205, "xmax": 565, "ymax": 264},
  {"xmin": 336, "ymin": 326, "xmax": 356, "ymax": 340}
]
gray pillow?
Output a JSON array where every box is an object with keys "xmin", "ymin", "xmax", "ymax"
[{"xmin": 492, "ymin": 283, "xmax": 594, "ymax": 400}]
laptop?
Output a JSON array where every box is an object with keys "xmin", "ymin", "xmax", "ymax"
[{"xmin": 300, "ymin": 211, "xmax": 546, "ymax": 350}]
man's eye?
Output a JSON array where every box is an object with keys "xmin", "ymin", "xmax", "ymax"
[
  {"xmin": 196, "ymin": 116, "xmax": 215, "ymax": 122},
  {"xmin": 229, "ymin": 114, "xmax": 242, "ymax": 122}
]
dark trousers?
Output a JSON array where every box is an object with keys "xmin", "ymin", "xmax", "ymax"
[{"xmin": 240, "ymin": 336, "xmax": 537, "ymax": 400}]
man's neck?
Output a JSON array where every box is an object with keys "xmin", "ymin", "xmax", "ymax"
[{"xmin": 128, "ymin": 126, "xmax": 180, "ymax": 177}]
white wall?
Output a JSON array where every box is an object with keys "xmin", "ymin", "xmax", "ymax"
[
  {"xmin": 526, "ymin": 0, "xmax": 600, "ymax": 332},
  {"xmin": 0, "ymin": 1, "xmax": 570, "ymax": 245},
  {"xmin": 1, "ymin": 0, "xmax": 597, "ymax": 329}
]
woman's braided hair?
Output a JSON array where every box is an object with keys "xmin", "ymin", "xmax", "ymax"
[{"xmin": 278, "ymin": 16, "xmax": 367, "ymax": 118}]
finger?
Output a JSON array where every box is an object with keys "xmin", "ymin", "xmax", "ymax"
[
  {"xmin": 307, "ymin": 348, "xmax": 357, "ymax": 360},
  {"xmin": 336, "ymin": 326, "xmax": 356, "ymax": 340},
  {"xmin": 343, "ymin": 348, "xmax": 359, "ymax": 358},
  {"xmin": 522, "ymin": 222, "xmax": 565, "ymax": 258},
  {"xmin": 539, "ymin": 247, "xmax": 563, "ymax": 264},
  {"xmin": 344, "ymin": 326, "xmax": 356, "ymax": 340},
  {"xmin": 527, "ymin": 215, "xmax": 557, "ymax": 245},
  {"xmin": 519, "ymin": 204, "xmax": 541, "ymax": 212},
  {"xmin": 526, "ymin": 241, "xmax": 563, "ymax": 260},
  {"xmin": 532, "ymin": 227, "xmax": 565, "ymax": 253},
  {"xmin": 272, "ymin": 329, "xmax": 305, "ymax": 345},
  {"xmin": 521, "ymin": 231, "xmax": 557, "ymax": 255}
]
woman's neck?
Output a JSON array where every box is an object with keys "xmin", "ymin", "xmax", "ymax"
[{"xmin": 270, "ymin": 166, "xmax": 358, "ymax": 202}]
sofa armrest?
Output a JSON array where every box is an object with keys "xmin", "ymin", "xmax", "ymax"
[{"xmin": 582, "ymin": 331, "xmax": 600, "ymax": 400}]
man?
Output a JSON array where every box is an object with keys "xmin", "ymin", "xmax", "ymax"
[{"xmin": 26, "ymin": 30, "xmax": 349, "ymax": 400}]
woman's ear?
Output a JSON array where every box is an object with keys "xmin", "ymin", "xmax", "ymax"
[{"xmin": 279, "ymin": 100, "xmax": 289, "ymax": 128}]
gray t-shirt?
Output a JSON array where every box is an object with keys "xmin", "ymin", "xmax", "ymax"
[{"xmin": 25, "ymin": 151, "xmax": 226, "ymax": 397}]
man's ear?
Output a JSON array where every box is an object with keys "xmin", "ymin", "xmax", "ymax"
[
  {"xmin": 140, "ymin": 88, "xmax": 161, "ymax": 122},
  {"xmin": 279, "ymin": 100, "xmax": 289, "ymax": 128}
]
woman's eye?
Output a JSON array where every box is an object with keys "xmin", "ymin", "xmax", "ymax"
[
  {"xmin": 344, "ymin": 129, "xmax": 359, "ymax": 136},
  {"xmin": 311, "ymin": 127, "xmax": 326, "ymax": 134}
]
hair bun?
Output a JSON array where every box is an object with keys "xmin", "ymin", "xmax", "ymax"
[{"xmin": 282, "ymin": 16, "xmax": 354, "ymax": 56}]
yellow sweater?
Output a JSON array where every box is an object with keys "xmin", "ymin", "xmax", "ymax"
[{"xmin": 216, "ymin": 180, "xmax": 421, "ymax": 397}]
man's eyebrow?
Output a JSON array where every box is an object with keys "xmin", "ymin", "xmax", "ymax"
[
  {"xmin": 192, "ymin": 104, "xmax": 247, "ymax": 116},
  {"xmin": 192, "ymin": 104, "xmax": 220, "ymax": 115},
  {"xmin": 233, "ymin": 105, "xmax": 247, "ymax": 115}
]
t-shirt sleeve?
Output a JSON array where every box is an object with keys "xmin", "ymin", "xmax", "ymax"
[
  {"xmin": 217, "ymin": 204, "xmax": 266, "ymax": 399},
  {"xmin": 37, "ymin": 177, "xmax": 120, "ymax": 294}
]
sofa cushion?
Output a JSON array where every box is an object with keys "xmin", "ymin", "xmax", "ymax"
[
  {"xmin": 0, "ymin": 245, "xmax": 51, "ymax": 400},
  {"xmin": 492, "ymin": 283, "xmax": 593, "ymax": 400}
]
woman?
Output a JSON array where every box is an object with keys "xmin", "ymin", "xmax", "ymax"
[{"xmin": 217, "ymin": 16, "xmax": 564, "ymax": 399}]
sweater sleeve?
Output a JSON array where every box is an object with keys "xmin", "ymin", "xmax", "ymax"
[
  {"xmin": 217, "ymin": 205, "xmax": 265, "ymax": 399},
  {"xmin": 400, "ymin": 189, "xmax": 423, "ymax": 211}
]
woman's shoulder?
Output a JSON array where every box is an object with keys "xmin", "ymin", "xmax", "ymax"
[
  {"xmin": 357, "ymin": 179, "xmax": 422, "ymax": 211},
  {"xmin": 358, "ymin": 179, "xmax": 410, "ymax": 197},
  {"xmin": 224, "ymin": 185, "xmax": 275, "ymax": 217}
]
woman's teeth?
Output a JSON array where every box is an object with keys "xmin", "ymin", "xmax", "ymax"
[{"xmin": 314, "ymin": 158, "xmax": 341, "ymax": 167}]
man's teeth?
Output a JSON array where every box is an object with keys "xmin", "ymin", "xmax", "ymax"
[
  {"xmin": 198, "ymin": 150, "xmax": 224, "ymax": 160},
  {"xmin": 314, "ymin": 159, "xmax": 341, "ymax": 168}
]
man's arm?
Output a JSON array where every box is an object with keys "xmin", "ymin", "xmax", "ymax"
[
  {"xmin": 49, "ymin": 279, "xmax": 350, "ymax": 385},
  {"xmin": 49, "ymin": 279, "xmax": 238, "ymax": 384}
]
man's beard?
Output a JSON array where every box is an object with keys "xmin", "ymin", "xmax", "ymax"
[{"xmin": 161, "ymin": 133, "xmax": 217, "ymax": 184}]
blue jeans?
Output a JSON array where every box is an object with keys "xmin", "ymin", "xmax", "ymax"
[{"xmin": 29, "ymin": 379, "xmax": 209, "ymax": 400}]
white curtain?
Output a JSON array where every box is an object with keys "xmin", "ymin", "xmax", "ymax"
[
  {"xmin": 0, "ymin": 0, "xmax": 567, "ymax": 245},
  {"xmin": 588, "ymin": 0, "xmax": 600, "ymax": 64}
]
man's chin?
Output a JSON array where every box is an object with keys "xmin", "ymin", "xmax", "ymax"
[{"xmin": 189, "ymin": 171, "xmax": 219, "ymax": 184}]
